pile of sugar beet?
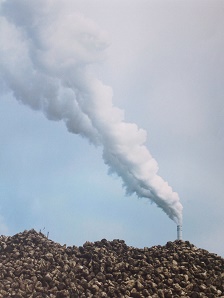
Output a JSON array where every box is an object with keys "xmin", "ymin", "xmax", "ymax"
[{"xmin": 0, "ymin": 229, "xmax": 223, "ymax": 297}]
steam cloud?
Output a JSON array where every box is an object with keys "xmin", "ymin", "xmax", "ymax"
[{"xmin": 0, "ymin": 0, "xmax": 183, "ymax": 224}]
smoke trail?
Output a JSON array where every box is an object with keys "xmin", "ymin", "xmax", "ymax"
[{"xmin": 0, "ymin": 0, "xmax": 183, "ymax": 224}]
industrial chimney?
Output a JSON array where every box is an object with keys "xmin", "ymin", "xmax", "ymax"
[{"xmin": 177, "ymin": 225, "xmax": 182, "ymax": 240}]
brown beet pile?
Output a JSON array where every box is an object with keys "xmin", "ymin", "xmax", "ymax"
[{"xmin": 0, "ymin": 229, "xmax": 223, "ymax": 297}]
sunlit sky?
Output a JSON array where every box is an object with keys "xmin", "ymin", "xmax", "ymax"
[{"xmin": 0, "ymin": 0, "xmax": 223, "ymax": 257}]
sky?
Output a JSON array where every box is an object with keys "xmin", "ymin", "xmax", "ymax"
[{"xmin": 0, "ymin": 0, "xmax": 224, "ymax": 257}]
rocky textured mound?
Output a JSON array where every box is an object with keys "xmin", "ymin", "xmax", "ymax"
[{"xmin": 0, "ymin": 230, "xmax": 223, "ymax": 297}]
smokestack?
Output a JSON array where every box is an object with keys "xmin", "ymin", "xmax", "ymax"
[{"xmin": 177, "ymin": 225, "xmax": 182, "ymax": 240}]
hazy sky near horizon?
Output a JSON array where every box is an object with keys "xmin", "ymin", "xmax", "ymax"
[{"xmin": 0, "ymin": 0, "xmax": 224, "ymax": 256}]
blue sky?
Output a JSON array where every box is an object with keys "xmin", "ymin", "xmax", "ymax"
[{"xmin": 0, "ymin": 0, "xmax": 224, "ymax": 257}]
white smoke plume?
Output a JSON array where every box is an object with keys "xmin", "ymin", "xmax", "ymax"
[{"xmin": 0, "ymin": 0, "xmax": 183, "ymax": 224}]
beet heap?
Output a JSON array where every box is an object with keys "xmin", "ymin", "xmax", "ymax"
[{"xmin": 0, "ymin": 229, "xmax": 223, "ymax": 297}]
